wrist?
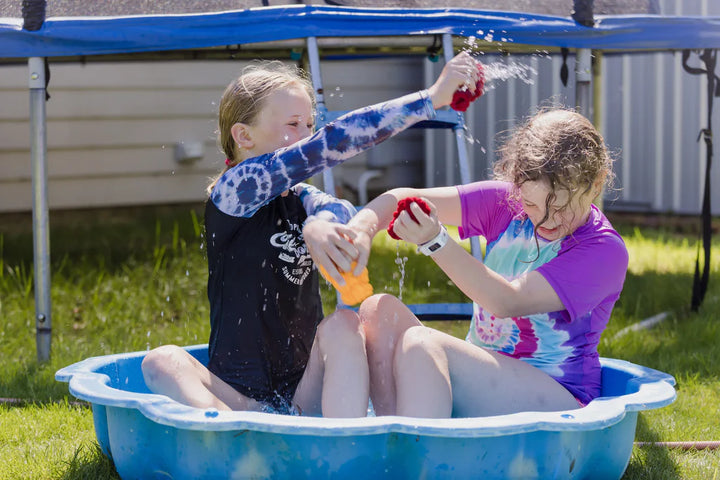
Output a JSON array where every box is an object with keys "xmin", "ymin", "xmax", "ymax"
[{"xmin": 417, "ymin": 224, "xmax": 450, "ymax": 256}]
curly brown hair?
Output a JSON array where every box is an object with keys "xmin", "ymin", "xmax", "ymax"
[{"xmin": 494, "ymin": 108, "xmax": 613, "ymax": 225}]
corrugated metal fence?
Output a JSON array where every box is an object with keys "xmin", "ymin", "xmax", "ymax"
[{"xmin": 427, "ymin": 0, "xmax": 719, "ymax": 215}]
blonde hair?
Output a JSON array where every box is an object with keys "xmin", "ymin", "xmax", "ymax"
[{"xmin": 208, "ymin": 61, "xmax": 315, "ymax": 194}]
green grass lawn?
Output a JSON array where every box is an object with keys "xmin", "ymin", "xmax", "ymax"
[{"xmin": 1, "ymin": 205, "xmax": 719, "ymax": 479}]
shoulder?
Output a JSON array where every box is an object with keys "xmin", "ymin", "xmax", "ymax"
[
  {"xmin": 457, "ymin": 180, "xmax": 512, "ymax": 200},
  {"xmin": 550, "ymin": 206, "xmax": 628, "ymax": 281},
  {"xmin": 567, "ymin": 207, "xmax": 628, "ymax": 259}
]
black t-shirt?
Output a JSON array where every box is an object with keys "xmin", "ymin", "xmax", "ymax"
[{"xmin": 204, "ymin": 191, "xmax": 323, "ymax": 406}]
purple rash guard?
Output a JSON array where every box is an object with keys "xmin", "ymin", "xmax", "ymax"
[{"xmin": 457, "ymin": 181, "xmax": 628, "ymax": 404}]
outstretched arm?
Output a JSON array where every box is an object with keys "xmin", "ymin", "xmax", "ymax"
[
  {"xmin": 211, "ymin": 52, "xmax": 480, "ymax": 218},
  {"xmin": 349, "ymin": 187, "xmax": 564, "ymax": 318},
  {"xmin": 346, "ymin": 186, "xmax": 462, "ymax": 272}
]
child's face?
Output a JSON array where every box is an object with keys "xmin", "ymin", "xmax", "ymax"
[
  {"xmin": 519, "ymin": 180, "xmax": 596, "ymax": 241},
  {"xmin": 246, "ymin": 86, "xmax": 314, "ymax": 156}
]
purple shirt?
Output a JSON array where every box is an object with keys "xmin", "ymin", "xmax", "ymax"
[{"xmin": 457, "ymin": 181, "xmax": 628, "ymax": 404}]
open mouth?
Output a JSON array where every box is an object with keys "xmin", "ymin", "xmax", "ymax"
[{"xmin": 537, "ymin": 226, "xmax": 559, "ymax": 238}]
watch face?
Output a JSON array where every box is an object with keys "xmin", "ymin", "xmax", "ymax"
[{"xmin": 429, "ymin": 243, "xmax": 441, "ymax": 252}]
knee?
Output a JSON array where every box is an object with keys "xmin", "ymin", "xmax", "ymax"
[
  {"xmin": 141, "ymin": 344, "xmax": 185, "ymax": 380},
  {"xmin": 358, "ymin": 293, "xmax": 405, "ymax": 332},
  {"xmin": 316, "ymin": 309, "xmax": 365, "ymax": 351},
  {"xmin": 393, "ymin": 326, "xmax": 437, "ymax": 372}
]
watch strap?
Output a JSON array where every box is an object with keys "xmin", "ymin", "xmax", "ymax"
[{"xmin": 417, "ymin": 225, "xmax": 449, "ymax": 256}]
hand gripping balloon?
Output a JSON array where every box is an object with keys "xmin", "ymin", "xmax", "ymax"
[
  {"xmin": 450, "ymin": 62, "xmax": 485, "ymax": 112},
  {"xmin": 318, "ymin": 261, "xmax": 373, "ymax": 306},
  {"xmin": 387, "ymin": 197, "xmax": 432, "ymax": 240}
]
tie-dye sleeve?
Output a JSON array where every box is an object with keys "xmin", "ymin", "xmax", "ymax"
[
  {"xmin": 210, "ymin": 90, "xmax": 435, "ymax": 217},
  {"xmin": 293, "ymin": 182, "xmax": 357, "ymax": 225}
]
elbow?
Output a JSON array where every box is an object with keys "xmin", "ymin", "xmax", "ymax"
[
  {"xmin": 483, "ymin": 303, "xmax": 516, "ymax": 320},
  {"xmin": 385, "ymin": 187, "xmax": 419, "ymax": 200},
  {"xmin": 475, "ymin": 284, "xmax": 526, "ymax": 319}
]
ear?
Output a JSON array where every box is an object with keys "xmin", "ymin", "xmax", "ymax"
[{"xmin": 231, "ymin": 123, "xmax": 254, "ymax": 150}]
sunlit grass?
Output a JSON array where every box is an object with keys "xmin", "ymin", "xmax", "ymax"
[{"xmin": 0, "ymin": 206, "xmax": 718, "ymax": 479}]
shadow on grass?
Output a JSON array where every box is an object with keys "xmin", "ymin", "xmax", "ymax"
[
  {"xmin": 59, "ymin": 443, "xmax": 120, "ymax": 480},
  {"xmin": 1, "ymin": 360, "xmax": 85, "ymax": 404},
  {"xmin": 0, "ymin": 204, "xmax": 205, "ymax": 275},
  {"xmin": 622, "ymin": 415, "xmax": 680, "ymax": 480}
]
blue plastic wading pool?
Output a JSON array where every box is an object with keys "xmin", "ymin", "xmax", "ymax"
[{"xmin": 56, "ymin": 345, "xmax": 676, "ymax": 480}]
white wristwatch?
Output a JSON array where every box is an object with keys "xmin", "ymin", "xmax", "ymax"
[{"xmin": 417, "ymin": 224, "xmax": 450, "ymax": 256}]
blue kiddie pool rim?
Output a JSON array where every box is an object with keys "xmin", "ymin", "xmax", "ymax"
[{"xmin": 55, "ymin": 344, "xmax": 676, "ymax": 438}]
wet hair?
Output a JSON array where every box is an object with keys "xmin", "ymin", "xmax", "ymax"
[
  {"xmin": 207, "ymin": 61, "xmax": 315, "ymax": 194},
  {"xmin": 493, "ymin": 108, "xmax": 614, "ymax": 250}
]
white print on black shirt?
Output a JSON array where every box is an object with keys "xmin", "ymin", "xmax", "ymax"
[{"xmin": 270, "ymin": 223, "xmax": 312, "ymax": 285}]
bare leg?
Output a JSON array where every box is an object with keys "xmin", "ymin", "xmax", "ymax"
[
  {"xmin": 141, "ymin": 345, "xmax": 262, "ymax": 411},
  {"xmin": 393, "ymin": 326, "xmax": 579, "ymax": 418},
  {"xmin": 293, "ymin": 309, "xmax": 369, "ymax": 418},
  {"xmin": 359, "ymin": 294, "xmax": 422, "ymax": 416}
]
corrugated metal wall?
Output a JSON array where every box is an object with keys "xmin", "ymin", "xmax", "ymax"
[{"xmin": 427, "ymin": 0, "xmax": 719, "ymax": 215}]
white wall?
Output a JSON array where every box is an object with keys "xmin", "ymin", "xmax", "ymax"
[{"xmin": 0, "ymin": 57, "xmax": 424, "ymax": 212}]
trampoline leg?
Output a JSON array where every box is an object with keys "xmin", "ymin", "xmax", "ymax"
[{"xmin": 29, "ymin": 57, "xmax": 51, "ymax": 363}]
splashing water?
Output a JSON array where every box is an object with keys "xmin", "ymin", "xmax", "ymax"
[
  {"xmin": 394, "ymin": 243, "xmax": 409, "ymax": 302},
  {"xmin": 329, "ymin": 86, "xmax": 344, "ymax": 98},
  {"xmin": 461, "ymin": 34, "xmax": 538, "ymax": 92},
  {"xmin": 480, "ymin": 61, "xmax": 537, "ymax": 90}
]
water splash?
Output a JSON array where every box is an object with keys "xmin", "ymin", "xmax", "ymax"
[
  {"xmin": 461, "ymin": 34, "xmax": 538, "ymax": 91},
  {"xmin": 481, "ymin": 61, "xmax": 537, "ymax": 91},
  {"xmin": 394, "ymin": 243, "xmax": 409, "ymax": 302},
  {"xmin": 329, "ymin": 86, "xmax": 344, "ymax": 98}
]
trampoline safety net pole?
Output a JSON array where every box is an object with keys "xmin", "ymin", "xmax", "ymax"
[
  {"xmin": 575, "ymin": 49, "xmax": 593, "ymax": 121},
  {"xmin": 576, "ymin": 47, "xmax": 602, "ymax": 208},
  {"xmin": 441, "ymin": 34, "xmax": 482, "ymax": 260},
  {"xmin": 28, "ymin": 56, "xmax": 52, "ymax": 363},
  {"xmin": 306, "ymin": 36, "xmax": 336, "ymax": 197}
]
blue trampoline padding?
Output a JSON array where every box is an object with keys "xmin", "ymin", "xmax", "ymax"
[
  {"xmin": 408, "ymin": 302, "xmax": 473, "ymax": 320},
  {"xmin": 1, "ymin": 5, "xmax": 720, "ymax": 58}
]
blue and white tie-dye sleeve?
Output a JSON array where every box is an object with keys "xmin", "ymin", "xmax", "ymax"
[
  {"xmin": 293, "ymin": 183, "xmax": 356, "ymax": 225},
  {"xmin": 210, "ymin": 90, "xmax": 435, "ymax": 217}
]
